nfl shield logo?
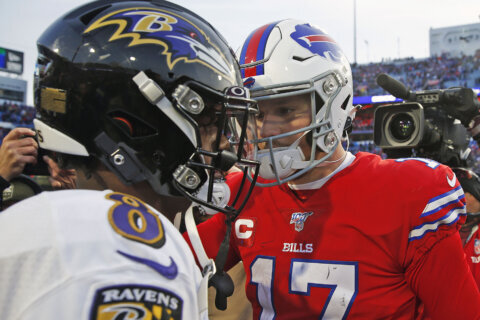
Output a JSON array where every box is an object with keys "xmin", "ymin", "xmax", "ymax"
[{"xmin": 475, "ymin": 239, "xmax": 480, "ymax": 255}]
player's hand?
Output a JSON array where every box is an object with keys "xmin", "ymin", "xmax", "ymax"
[
  {"xmin": 0, "ymin": 127, "xmax": 38, "ymax": 182},
  {"xmin": 43, "ymin": 155, "xmax": 77, "ymax": 189}
]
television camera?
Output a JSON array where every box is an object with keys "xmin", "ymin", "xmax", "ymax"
[{"xmin": 373, "ymin": 73, "xmax": 480, "ymax": 167}]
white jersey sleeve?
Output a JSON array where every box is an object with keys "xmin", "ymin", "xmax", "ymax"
[{"xmin": 0, "ymin": 189, "xmax": 205, "ymax": 320}]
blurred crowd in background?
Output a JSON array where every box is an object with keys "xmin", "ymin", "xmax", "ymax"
[
  {"xmin": 0, "ymin": 103, "xmax": 35, "ymax": 142},
  {"xmin": 353, "ymin": 52, "xmax": 480, "ymax": 96},
  {"xmin": 0, "ymin": 102, "xmax": 35, "ymax": 127}
]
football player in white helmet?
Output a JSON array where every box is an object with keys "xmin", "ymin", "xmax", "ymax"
[
  {"xmin": 187, "ymin": 19, "xmax": 480, "ymax": 319},
  {"xmin": 238, "ymin": 19, "xmax": 356, "ymax": 186},
  {"xmin": 0, "ymin": 1, "xmax": 259, "ymax": 319}
]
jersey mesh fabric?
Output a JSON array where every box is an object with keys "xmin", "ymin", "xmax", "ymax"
[
  {"xmin": 0, "ymin": 189, "xmax": 204, "ymax": 320},
  {"xmin": 189, "ymin": 152, "xmax": 479, "ymax": 319}
]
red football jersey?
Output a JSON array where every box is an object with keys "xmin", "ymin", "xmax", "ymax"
[
  {"xmin": 191, "ymin": 152, "xmax": 480, "ymax": 319},
  {"xmin": 464, "ymin": 226, "xmax": 480, "ymax": 290}
]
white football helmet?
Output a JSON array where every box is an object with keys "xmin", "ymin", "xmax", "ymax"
[{"xmin": 238, "ymin": 19, "xmax": 356, "ymax": 186}]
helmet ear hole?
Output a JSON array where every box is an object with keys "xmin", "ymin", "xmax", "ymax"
[
  {"xmin": 109, "ymin": 111, "xmax": 156, "ymax": 138},
  {"xmin": 112, "ymin": 116, "xmax": 133, "ymax": 136}
]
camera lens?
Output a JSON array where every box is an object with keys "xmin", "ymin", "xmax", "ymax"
[{"xmin": 389, "ymin": 113, "xmax": 415, "ymax": 142}]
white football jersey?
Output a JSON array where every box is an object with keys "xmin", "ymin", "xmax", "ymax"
[{"xmin": 0, "ymin": 189, "xmax": 206, "ymax": 320}]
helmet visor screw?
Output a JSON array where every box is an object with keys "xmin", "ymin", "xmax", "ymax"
[{"xmin": 113, "ymin": 154, "xmax": 125, "ymax": 166}]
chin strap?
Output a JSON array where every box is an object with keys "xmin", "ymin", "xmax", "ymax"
[
  {"xmin": 184, "ymin": 204, "xmax": 235, "ymax": 312},
  {"xmin": 255, "ymin": 134, "xmax": 306, "ymax": 180},
  {"xmin": 208, "ymin": 215, "xmax": 234, "ymax": 310},
  {"xmin": 312, "ymin": 135, "xmax": 350, "ymax": 168},
  {"xmin": 184, "ymin": 205, "xmax": 215, "ymax": 316}
]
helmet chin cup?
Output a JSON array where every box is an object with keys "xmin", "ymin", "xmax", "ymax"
[
  {"xmin": 257, "ymin": 146, "xmax": 305, "ymax": 180},
  {"xmin": 193, "ymin": 180, "xmax": 231, "ymax": 215}
]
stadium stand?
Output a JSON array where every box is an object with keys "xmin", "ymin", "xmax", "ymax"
[
  {"xmin": 352, "ymin": 52, "xmax": 480, "ymax": 97},
  {"xmin": 349, "ymin": 52, "xmax": 480, "ymax": 161}
]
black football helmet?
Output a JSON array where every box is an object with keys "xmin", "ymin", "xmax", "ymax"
[{"xmin": 33, "ymin": 0, "xmax": 259, "ymax": 213}]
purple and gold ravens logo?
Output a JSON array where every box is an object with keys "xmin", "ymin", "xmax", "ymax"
[
  {"xmin": 84, "ymin": 7, "xmax": 235, "ymax": 81},
  {"xmin": 290, "ymin": 24, "xmax": 344, "ymax": 63},
  {"xmin": 90, "ymin": 284, "xmax": 183, "ymax": 320}
]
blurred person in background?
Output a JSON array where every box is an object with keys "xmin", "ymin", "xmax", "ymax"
[
  {"xmin": 0, "ymin": 127, "xmax": 38, "ymax": 208},
  {"xmin": 0, "ymin": 127, "xmax": 77, "ymax": 210},
  {"xmin": 455, "ymin": 167, "xmax": 480, "ymax": 289},
  {"xmin": 0, "ymin": 127, "xmax": 38, "ymax": 187}
]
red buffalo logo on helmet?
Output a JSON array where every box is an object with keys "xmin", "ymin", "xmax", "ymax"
[{"xmin": 290, "ymin": 24, "xmax": 344, "ymax": 63}]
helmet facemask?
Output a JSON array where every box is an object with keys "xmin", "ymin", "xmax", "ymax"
[
  {"xmin": 246, "ymin": 69, "xmax": 353, "ymax": 186},
  {"xmin": 174, "ymin": 82, "xmax": 260, "ymax": 215},
  {"xmin": 238, "ymin": 19, "xmax": 356, "ymax": 186},
  {"xmin": 131, "ymin": 71, "xmax": 259, "ymax": 216}
]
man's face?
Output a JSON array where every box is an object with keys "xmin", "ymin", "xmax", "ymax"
[
  {"xmin": 195, "ymin": 103, "xmax": 230, "ymax": 163},
  {"xmin": 256, "ymin": 93, "xmax": 312, "ymax": 150}
]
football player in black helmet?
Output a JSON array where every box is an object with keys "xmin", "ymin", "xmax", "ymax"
[
  {"xmin": 0, "ymin": 0, "xmax": 259, "ymax": 319},
  {"xmin": 33, "ymin": 0, "xmax": 259, "ymax": 216}
]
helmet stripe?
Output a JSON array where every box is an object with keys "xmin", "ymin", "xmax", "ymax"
[{"xmin": 240, "ymin": 21, "xmax": 279, "ymax": 78}]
